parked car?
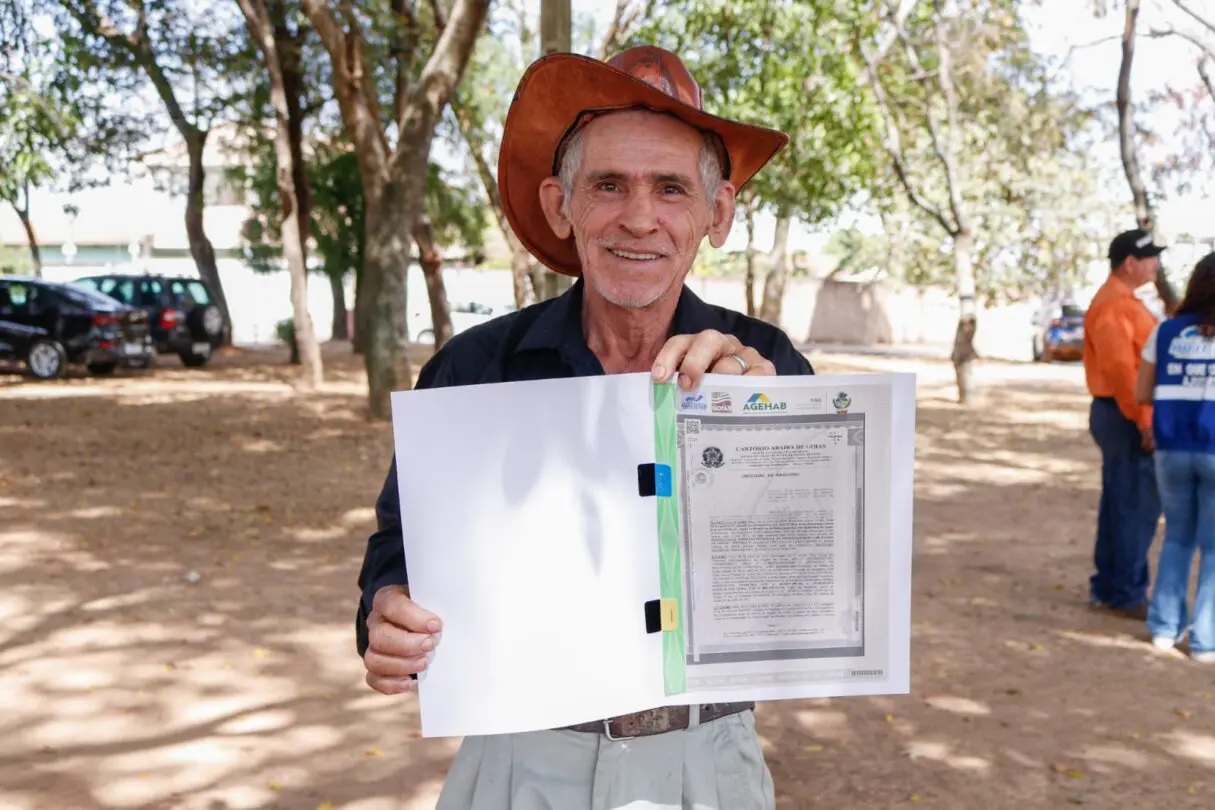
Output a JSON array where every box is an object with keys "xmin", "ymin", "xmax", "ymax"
[
  {"xmin": 1031, "ymin": 301, "xmax": 1086, "ymax": 362},
  {"xmin": 411, "ymin": 300, "xmax": 513, "ymax": 344},
  {"xmin": 0, "ymin": 275, "xmax": 155, "ymax": 379},
  {"xmin": 73, "ymin": 273, "xmax": 225, "ymax": 367}
]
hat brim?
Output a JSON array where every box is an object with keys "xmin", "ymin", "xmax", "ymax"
[{"xmin": 497, "ymin": 52, "xmax": 789, "ymax": 277}]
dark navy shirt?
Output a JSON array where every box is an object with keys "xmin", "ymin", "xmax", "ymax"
[{"xmin": 355, "ymin": 278, "xmax": 815, "ymax": 655}]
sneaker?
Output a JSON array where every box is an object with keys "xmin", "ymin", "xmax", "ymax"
[
  {"xmin": 1152, "ymin": 636, "xmax": 1178, "ymax": 651},
  {"xmin": 1193, "ymin": 651, "xmax": 1215, "ymax": 664}
]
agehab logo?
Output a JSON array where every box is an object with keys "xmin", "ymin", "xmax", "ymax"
[{"xmin": 742, "ymin": 392, "xmax": 786, "ymax": 412}]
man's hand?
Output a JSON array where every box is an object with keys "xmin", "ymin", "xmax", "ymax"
[
  {"xmin": 651, "ymin": 329, "xmax": 776, "ymax": 391},
  {"xmin": 1140, "ymin": 424, "xmax": 1155, "ymax": 453},
  {"xmin": 363, "ymin": 584, "xmax": 442, "ymax": 695}
]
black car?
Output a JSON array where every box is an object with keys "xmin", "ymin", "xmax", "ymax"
[
  {"xmin": 73, "ymin": 273, "xmax": 226, "ymax": 367},
  {"xmin": 0, "ymin": 275, "xmax": 155, "ymax": 379}
]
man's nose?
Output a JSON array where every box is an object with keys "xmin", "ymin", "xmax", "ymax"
[{"xmin": 618, "ymin": 189, "xmax": 660, "ymax": 237}]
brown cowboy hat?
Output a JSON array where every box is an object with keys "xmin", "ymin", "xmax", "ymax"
[{"xmin": 497, "ymin": 45, "xmax": 789, "ymax": 277}]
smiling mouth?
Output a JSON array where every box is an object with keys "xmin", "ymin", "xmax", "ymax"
[{"xmin": 607, "ymin": 248, "xmax": 666, "ymax": 261}]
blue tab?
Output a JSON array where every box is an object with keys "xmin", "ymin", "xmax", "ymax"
[{"xmin": 654, "ymin": 463, "xmax": 672, "ymax": 497}]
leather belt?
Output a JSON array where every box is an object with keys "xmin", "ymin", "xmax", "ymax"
[{"xmin": 563, "ymin": 701, "xmax": 754, "ymax": 739}]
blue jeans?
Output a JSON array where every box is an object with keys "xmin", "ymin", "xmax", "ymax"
[
  {"xmin": 1089, "ymin": 398, "xmax": 1161, "ymax": 608},
  {"xmin": 1147, "ymin": 450, "xmax": 1215, "ymax": 652}
]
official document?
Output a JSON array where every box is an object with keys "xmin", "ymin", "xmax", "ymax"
[
  {"xmin": 389, "ymin": 372, "xmax": 914, "ymax": 738},
  {"xmin": 669, "ymin": 382, "xmax": 893, "ymax": 699}
]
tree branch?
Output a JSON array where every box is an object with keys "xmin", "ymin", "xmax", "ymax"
[
  {"xmin": 1200, "ymin": 56, "xmax": 1215, "ymax": 105},
  {"xmin": 428, "ymin": 0, "xmax": 449, "ymax": 31},
  {"xmin": 1148, "ymin": 25, "xmax": 1215, "ymax": 61},
  {"xmin": 890, "ymin": 3, "xmax": 956, "ymax": 222},
  {"xmin": 860, "ymin": 42, "xmax": 956, "ymax": 236},
  {"xmin": 393, "ymin": 0, "xmax": 488, "ymax": 153},
  {"xmin": 300, "ymin": 0, "xmax": 389, "ymax": 171},
  {"xmin": 873, "ymin": 0, "xmax": 920, "ymax": 63},
  {"xmin": 931, "ymin": 1, "xmax": 968, "ymax": 234},
  {"xmin": 595, "ymin": 0, "xmax": 651, "ymax": 59},
  {"xmin": 1118, "ymin": 0, "xmax": 1153, "ymax": 230},
  {"xmin": 392, "ymin": 0, "xmax": 420, "ymax": 130},
  {"xmin": 63, "ymin": 1, "xmax": 200, "ymax": 140},
  {"xmin": 1172, "ymin": 0, "xmax": 1215, "ymax": 38}
]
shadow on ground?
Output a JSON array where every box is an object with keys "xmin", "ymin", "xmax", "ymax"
[{"xmin": 0, "ymin": 348, "xmax": 1212, "ymax": 809}]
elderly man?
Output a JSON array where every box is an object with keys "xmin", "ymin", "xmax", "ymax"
[
  {"xmin": 1083, "ymin": 228, "xmax": 1165, "ymax": 620},
  {"xmin": 355, "ymin": 46, "xmax": 812, "ymax": 808}
]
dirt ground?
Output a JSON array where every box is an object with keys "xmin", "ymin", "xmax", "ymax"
[{"xmin": 2, "ymin": 343, "xmax": 1214, "ymax": 810}]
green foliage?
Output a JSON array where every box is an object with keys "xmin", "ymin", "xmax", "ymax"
[
  {"xmin": 1, "ymin": 5, "xmax": 144, "ymax": 207},
  {"xmin": 237, "ymin": 137, "xmax": 365, "ymax": 281},
  {"xmin": 239, "ymin": 136, "xmax": 484, "ymax": 280},
  {"xmin": 625, "ymin": 0, "xmax": 883, "ymax": 225},
  {"xmin": 856, "ymin": 0, "xmax": 1118, "ymax": 302},
  {"xmin": 425, "ymin": 161, "xmax": 487, "ymax": 254}
]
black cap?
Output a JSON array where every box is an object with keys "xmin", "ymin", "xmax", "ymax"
[{"xmin": 1108, "ymin": 228, "xmax": 1165, "ymax": 267}]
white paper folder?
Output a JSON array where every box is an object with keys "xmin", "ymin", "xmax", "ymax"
[{"xmin": 389, "ymin": 371, "xmax": 916, "ymax": 738}]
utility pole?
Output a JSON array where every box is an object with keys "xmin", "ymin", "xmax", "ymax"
[{"xmin": 540, "ymin": 0, "xmax": 574, "ymax": 299}]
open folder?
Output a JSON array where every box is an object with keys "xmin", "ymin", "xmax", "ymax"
[{"xmin": 390, "ymin": 371, "xmax": 916, "ymax": 738}]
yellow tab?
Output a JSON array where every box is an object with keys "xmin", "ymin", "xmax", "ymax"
[{"xmin": 660, "ymin": 598, "xmax": 679, "ymax": 631}]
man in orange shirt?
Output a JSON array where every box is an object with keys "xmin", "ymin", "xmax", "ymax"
[{"xmin": 1083, "ymin": 228, "xmax": 1165, "ymax": 619}]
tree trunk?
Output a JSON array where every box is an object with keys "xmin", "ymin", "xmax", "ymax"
[
  {"xmin": 452, "ymin": 97, "xmax": 537, "ymax": 309},
  {"xmin": 744, "ymin": 202, "xmax": 757, "ymax": 317},
  {"xmin": 361, "ymin": 190, "xmax": 414, "ymax": 420},
  {"xmin": 510, "ymin": 248, "xmax": 535, "ymax": 309},
  {"xmin": 758, "ymin": 215, "xmax": 792, "ymax": 325},
  {"xmin": 13, "ymin": 197, "xmax": 42, "ymax": 277},
  {"xmin": 240, "ymin": 0, "xmax": 322, "ymax": 390},
  {"xmin": 184, "ymin": 132, "xmax": 233, "ymax": 345},
  {"xmin": 300, "ymin": 0, "xmax": 488, "ymax": 419},
  {"xmin": 414, "ymin": 214, "xmax": 454, "ymax": 348},
  {"xmin": 276, "ymin": 7, "xmax": 311, "ymax": 263},
  {"xmin": 353, "ymin": 270, "xmax": 370, "ymax": 355},
  {"xmin": 527, "ymin": 265, "xmax": 546, "ymax": 303},
  {"xmin": 950, "ymin": 229, "xmax": 978, "ymax": 405},
  {"xmin": 1117, "ymin": 0, "xmax": 1179, "ymax": 312},
  {"xmin": 329, "ymin": 271, "xmax": 349, "ymax": 340}
]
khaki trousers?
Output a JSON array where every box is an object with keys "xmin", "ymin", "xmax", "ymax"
[{"xmin": 435, "ymin": 708, "xmax": 774, "ymax": 810}]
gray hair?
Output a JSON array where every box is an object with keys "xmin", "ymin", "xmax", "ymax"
[{"xmin": 557, "ymin": 122, "xmax": 725, "ymax": 217}]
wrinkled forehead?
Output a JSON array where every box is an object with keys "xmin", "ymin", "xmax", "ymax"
[{"xmin": 554, "ymin": 108, "xmax": 721, "ymax": 176}]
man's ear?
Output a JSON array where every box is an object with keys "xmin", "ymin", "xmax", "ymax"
[
  {"xmin": 538, "ymin": 177, "xmax": 572, "ymax": 239},
  {"xmin": 707, "ymin": 181, "xmax": 737, "ymax": 249}
]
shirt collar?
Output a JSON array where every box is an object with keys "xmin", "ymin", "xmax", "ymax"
[{"xmin": 514, "ymin": 277, "xmax": 729, "ymax": 357}]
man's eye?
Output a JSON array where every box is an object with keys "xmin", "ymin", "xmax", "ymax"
[
  {"xmin": 662, "ymin": 185, "xmax": 686, "ymax": 195},
  {"xmin": 596, "ymin": 182, "xmax": 620, "ymax": 192}
]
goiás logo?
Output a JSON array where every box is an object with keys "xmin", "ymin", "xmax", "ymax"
[
  {"xmin": 742, "ymin": 392, "xmax": 786, "ymax": 412},
  {"xmin": 833, "ymin": 392, "xmax": 852, "ymax": 413},
  {"xmin": 710, "ymin": 391, "xmax": 733, "ymax": 413},
  {"xmin": 680, "ymin": 393, "xmax": 708, "ymax": 411}
]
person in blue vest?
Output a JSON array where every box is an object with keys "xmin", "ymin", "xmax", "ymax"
[{"xmin": 1135, "ymin": 251, "xmax": 1215, "ymax": 662}]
